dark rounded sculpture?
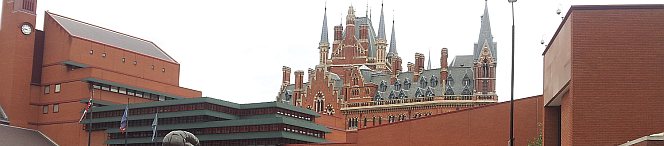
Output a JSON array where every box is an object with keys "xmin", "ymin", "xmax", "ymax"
[{"xmin": 162, "ymin": 130, "xmax": 199, "ymax": 146}]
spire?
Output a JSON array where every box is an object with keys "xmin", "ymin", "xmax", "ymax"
[
  {"xmin": 319, "ymin": 4, "xmax": 329, "ymax": 45},
  {"xmin": 474, "ymin": 0, "xmax": 497, "ymax": 61},
  {"xmin": 377, "ymin": 2, "xmax": 386, "ymax": 40},
  {"xmin": 427, "ymin": 49, "xmax": 432, "ymax": 70},
  {"xmin": 388, "ymin": 12, "xmax": 397, "ymax": 56}
]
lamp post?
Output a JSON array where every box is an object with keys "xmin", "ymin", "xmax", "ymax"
[{"xmin": 507, "ymin": 0, "xmax": 516, "ymax": 146}]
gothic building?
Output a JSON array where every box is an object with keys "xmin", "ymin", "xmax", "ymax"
[{"xmin": 277, "ymin": 1, "xmax": 498, "ymax": 134}]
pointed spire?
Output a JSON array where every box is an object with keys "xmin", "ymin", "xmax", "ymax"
[
  {"xmin": 427, "ymin": 49, "xmax": 432, "ymax": 70},
  {"xmin": 319, "ymin": 4, "xmax": 329, "ymax": 45},
  {"xmin": 474, "ymin": 0, "xmax": 496, "ymax": 61},
  {"xmin": 377, "ymin": 2, "xmax": 386, "ymax": 40},
  {"xmin": 388, "ymin": 11, "xmax": 397, "ymax": 56}
]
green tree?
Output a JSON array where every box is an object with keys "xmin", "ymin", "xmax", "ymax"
[{"xmin": 528, "ymin": 123, "xmax": 543, "ymax": 146}]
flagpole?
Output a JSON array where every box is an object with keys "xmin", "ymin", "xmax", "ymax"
[
  {"xmin": 125, "ymin": 97, "xmax": 129, "ymax": 146},
  {"xmin": 87, "ymin": 83, "xmax": 93, "ymax": 146}
]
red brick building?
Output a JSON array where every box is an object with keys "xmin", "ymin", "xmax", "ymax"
[
  {"xmin": 289, "ymin": 4, "xmax": 664, "ymax": 146},
  {"xmin": 276, "ymin": 2, "xmax": 499, "ymax": 141},
  {"xmin": 1, "ymin": 0, "xmax": 198, "ymax": 145}
]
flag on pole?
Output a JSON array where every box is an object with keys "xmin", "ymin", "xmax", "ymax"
[
  {"xmin": 119, "ymin": 104, "xmax": 128, "ymax": 133},
  {"xmin": 151, "ymin": 112, "xmax": 158, "ymax": 142},
  {"xmin": 79, "ymin": 97, "xmax": 93, "ymax": 122}
]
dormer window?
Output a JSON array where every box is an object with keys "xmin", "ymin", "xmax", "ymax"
[
  {"xmin": 430, "ymin": 75, "xmax": 438, "ymax": 87},
  {"xmin": 419, "ymin": 76, "xmax": 428, "ymax": 88},
  {"xmin": 403, "ymin": 78, "xmax": 411, "ymax": 89},
  {"xmin": 394, "ymin": 80, "xmax": 401, "ymax": 90}
]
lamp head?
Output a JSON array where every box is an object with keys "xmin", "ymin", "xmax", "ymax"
[{"xmin": 508, "ymin": 0, "xmax": 517, "ymax": 3}]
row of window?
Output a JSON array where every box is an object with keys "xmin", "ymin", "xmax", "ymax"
[
  {"xmin": 88, "ymin": 116, "xmax": 222, "ymax": 131},
  {"xmin": 91, "ymin": 103, "xmax": 315, "ymax": 121},
  {"xmin": 92, "ymin": 82, "xmax": 175, "ymax": 101},
  {"xmin": 108, "ymin": 124, "xmax": 325, "ymax": 139},
  {"xmin": 89, "ymin": 49, "xmax": 167, "ymax": 73},
  {"xmin": 43, "ymin": 84, "xmax": 61, "ymax": 94},
  {"xmin": 42, "ymin": 104, "xmax": 59, "ymax": 114},
  {"xmin": 348, "ymin": 112, "xmax": 434, "ymax": 129}
]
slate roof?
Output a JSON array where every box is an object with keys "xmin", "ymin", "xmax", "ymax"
[
  {"xmin": 47, "ymin": 12, "xmax": 177, "ymax": 63},
  {"xmin": 450, "ymin": 55, "xmax": 474, "ymax": 67},
  {"xmin": 0, "ymin": 125, "xmax": 58, "ymax": 146}
]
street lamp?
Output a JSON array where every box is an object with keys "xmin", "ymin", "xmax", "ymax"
[{"xmin": 507, "ymin": 0, "xmax": 516, "ymax": 146}]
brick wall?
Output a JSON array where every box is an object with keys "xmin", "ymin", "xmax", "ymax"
[{"xmin": 567, "ymin": 6, "xmax": 664, "ymax": 145}]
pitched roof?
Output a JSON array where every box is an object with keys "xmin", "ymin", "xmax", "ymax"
[
  {"xmin": 450, "ymin": 55, "xmax": 474, "ymax": 67},
  {"xmin": 0, "ymin": 125, "xmax": 58, "ymax": 146},
  {"xmin": 47, "ymin": 12, "xmax": 177, "ymax": 63}
]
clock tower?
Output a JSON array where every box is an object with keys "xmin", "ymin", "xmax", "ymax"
[{"xmin": 0, "ymin": 0, "xmax": 38, "ymax": 128}]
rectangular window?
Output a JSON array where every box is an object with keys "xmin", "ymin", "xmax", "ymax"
[
  {"xmin": 159, "ymin": 96, "xmax": 165, "ymax": 101},
  {"xmin": 135, "ymin": 91, "xmax": 143, "ymax": 98},
  {"xmin": 110, "ymin": 86, "xmax": 118, "ymax": 93},
  {"xmin": 54, "ymin": 84, "xmax": 61, "ymax": 93},
  {"xmin": 127, "ymin": 90, "xmax": 135, "ymax": 96},
  {"xmin": 42, "ymin": 105, "xmax": 48, "ymax": 114},
  {"xmin": 101, "ymin": 85, "xmax": 110, "ymax": 91},
  {"xmin": 53, "ymin": 104, "xmax": 59, "ymax": 113},
  {"xmin": 44, "ymin": 85, "xmax": 50, "ymax": 94},
  {"xmin": 92, "ymin": 84, "xmax": 101, "ymax": 89},
  {"xmin": 119, "ymin": 88, "xmax": 127, "ymax": 94}
]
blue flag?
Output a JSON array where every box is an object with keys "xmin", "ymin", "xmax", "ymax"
[
  {"xmin": 151, "ymin": 112, "xmax": 158, "ymax": 142},
  {"xmin": 119, "ymin": 105, "xmax": 128, "ymax": 133}
]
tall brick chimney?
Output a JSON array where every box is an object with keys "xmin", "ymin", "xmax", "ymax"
[
  {"xmin": 407, "ymin": 62, "xmax": 414, "ymax": 72},
  {"xmin": 414, "ymin": 53, "xmax": 425, "ymax": 82},
  {"xmin": 282, "ymin": 66, "xmax": 291, "ymax": 85},
  {"xmin": 390, "ymin": 56, "xmax": 402, "ymax": 84},
  {"xmin": 294, "ymin": 70, "xmax": 304, "ymax": 91},
  {"xmin": 440, "ymin": 48, "xmax": 448, "ymax": 85}
]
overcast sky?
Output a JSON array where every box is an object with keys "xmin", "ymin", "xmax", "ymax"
[{"xmin": 36, "ymin": 0, "xmax": 662, "ymax": 103}]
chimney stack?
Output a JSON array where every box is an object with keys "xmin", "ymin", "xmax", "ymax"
[
  {"xmin": 414, "ymin": 53, "xmax": 425, "ymax": 82},
  {"xmin": 282, "ymin": 66, "xmax": 291, "ymax": 85},
  {"xmin": 407, "ymin": 62, "xmax": 414, "ymax": 72},
  {"xmin": 294, "ymin": 70, "xmax": 304, "ymax": 91}
]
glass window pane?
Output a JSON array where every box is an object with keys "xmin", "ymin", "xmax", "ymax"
[
  {"xmin": 42, "ymin": 105, "xmax": 48, "ymax": 114},
  {"xmin": 44, "ymin": 85, "xmax": 50, "ymax": 94},
  {"xmin": 53, "ymin": 104, "xmax": 59, "ymax": 113},
  {"xmin": 54, "ymin": 84, "xmax": 61, "ymax": 93}
]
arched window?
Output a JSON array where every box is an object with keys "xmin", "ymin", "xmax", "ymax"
[
  {"xmin": 403, "ymin": 78, "xmax": 411, "ymax": 89},
  {"xmin": 315, "ymin": 92, "xmax": 325, "ymax": 113},
  {"xmin": 483, "ymin": 59, "xmax": 489, "ymax": 78},
  {"xmin": 379, "ymin": 80, "xmax": 388, "ymax": 92},
  {"xmin": 394, "ymin": 79, "xmax": 401, "ymax": 90},
  {"xmin": 419, "ymin": 76, "xmax": 427, "ymax": 88},
  {"xmin": 430, "ymin": 75, "xmax": 438, "ymax": 87}
]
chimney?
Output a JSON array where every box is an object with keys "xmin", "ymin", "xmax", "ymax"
[
  {"xmin": 282, "ymin": 66, "xmax": 291, "ymax": 85},
  {"xmin": 440, "ymin": 48, "xmax": 449, "ymax": 84},
  {"xmin": 294, "ymin": 70, "xmax": 304, "ymax": 91},
  {"xmin": 390, "ymin": 56, "xmax": 402, "ymax": 84},
  {"xmin": 414, "ymin": 53, "xmax": 425, "ymax": 82},
  {"xmin": 407, "ymin": 62, "xmax": 414, "ymax": 72}
]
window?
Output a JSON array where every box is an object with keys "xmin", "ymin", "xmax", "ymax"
[
  {"xmin": 44, "ymin": 85, "xmax": 50, "ymax": 94},
  {"xmin": 162, "ymin": 68, "xmax": 165, "ymax": 72},
  {"xmin": 110, "ymin": 86, "xmax": 118, "ymax": 93},
  {"xmin": 53, "ymin": 104, "xmax": 59, "ymax": 113},
  {"xmin": 151, "ymin": 65, "xmax": 155, "ymax": 70},
  {"xmin": 54, "ymin": 84, "xmax": 61, "ymax": 93},
  {"xmin": 92, "ymin": 84, "xmax": 101, "ymax": 89},
  {"xmin": 127, "ymin": 90, "xmax": 135, "ymax": 96},
  {"xmin": 133, "ymin": 61, "xmax": 137, "ymax": 65},
  {"xmin": 122, "ymin": 58, "xmax": 126, "ymax": 63},
  {"xmin": 119, "ymin": 88, "xmax": 127, "ymax": 94},
  {"xmin": 42, "ymin": 105, "xmax": 48, "ymax": 114},
  {"xmin": 89, "ymin": 50, "xmax": 94, "ymax": 55},
  {"xmin": 101, "ymin": 52, "xmax": 107, "ymax": 58}
]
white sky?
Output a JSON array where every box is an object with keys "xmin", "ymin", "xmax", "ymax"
[{"xmin": 36, "ymin": 0, "xmax": 663, "ymax": 103}]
